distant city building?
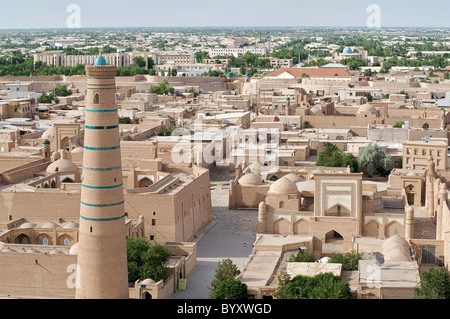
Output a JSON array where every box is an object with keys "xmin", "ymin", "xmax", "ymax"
[
  {"xmin": 221, "ymin": 37, "xmax": 249, "ymax": 47},
  {"xmin": 44, "ymin": 38, "xmax": 87, "ymax": 48},
  {"xmin": 174, "ymin": 63, "xmax": 223, "ymax": 76},
  {"xmin": 408, "ymin": 51, "xmax": 450, "ymax": 58},
  {"xmin": 270, "ymin": 58, "xmax": 293, "ymax": 69},
  {"xmin": 265, "ymin": 67, "xmax": 357, "ymax": 81},
  {"xmin": 339, "ymin": 47, "xmax": 368, "ymax": 61},
  {"xmin": 33, "ymin": 52, "xmax": 148, "ymax": 68},
  {"xmin": 208, "ymin": 47, "xmax": 267, "ymax": 58},
  {"xmin": 155, "ymin": 53, "xmax": 194, "ymax": 65}
]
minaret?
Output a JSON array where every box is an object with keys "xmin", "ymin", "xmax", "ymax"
[
  {"xmin": 75, "ymin": 55, "xmax": 129, "ymax": 299},
  {"xmin": 426, "ymin": 156, "xmax": 436, "ymax": 217}
]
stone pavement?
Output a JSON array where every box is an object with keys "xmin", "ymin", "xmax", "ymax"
[{"xmin": 171, "ymin": 165, "xmax": 258, "ymax": 299}]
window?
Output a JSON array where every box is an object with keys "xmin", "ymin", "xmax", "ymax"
[
  {"xmin": 421, "ymin": 246, "xmax": 436, "ymax": 264},
  {"xmin": 152, "ymin": 219, "xmax": 156, "ymax": 226},
  {"xmin": 43, "ymin": 238, "xmax": 49, "ymax": 245},
  {"xmin": 64, "ymin": 238, "xmax": 70, "ymax": 246},
  {"xmin": 93, "ymin": 93, "xmax": 100, "ymax": 105}
]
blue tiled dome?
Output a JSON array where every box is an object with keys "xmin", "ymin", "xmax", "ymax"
[
  {"xmin": 343, "ymin": 46, "xmax": 353, "ymax": 54},
  {"xmin": 94, "ymin": 55, "xmax": 107, "ymax": 66}
]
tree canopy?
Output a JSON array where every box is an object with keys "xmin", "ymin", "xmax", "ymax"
[
  {"xmin": 208, "ymin": 258, "xmax": 241, "ymax": 299},
  {"xmin": 316, "ymin": 142, "xmax": 359, "ymax": 173},
  {"xmin": 212, "ymin": 279, "xmax": 248, "ymax": 299},
  {"xmin": 285, "ymin": 272, "xmax": 351, "ymax": 299},
  {"xmin": 126, "ymin": 237, "xmax": 171, "ymax": 283},
  {"xmin": 329, "ymin": 251, "xmax": 363, "ymax": 271},
  {"xmin": 357, "ymin": 142, "xmax": 392, "ymax": 177},
  {"xmin": 414, "ymin": 267, "xmax": 450, "ymax": 299},
  {"xmin": 149, "ymin": 79, "xmax": 175, "ymax": 95}
]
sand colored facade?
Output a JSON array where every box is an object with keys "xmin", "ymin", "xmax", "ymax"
[{"xmin": 75, "ymin": 60, "xmax": 129, "ymax": 299}]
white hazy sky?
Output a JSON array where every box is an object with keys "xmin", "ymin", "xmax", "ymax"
[{"xmin": 0, "ymin": 0, "xmax": 449, "ymax": 29}]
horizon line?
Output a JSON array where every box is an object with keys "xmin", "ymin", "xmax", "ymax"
[{"xmin": 1, "ymin": 25, "xmax": 450, "ymax": 31}]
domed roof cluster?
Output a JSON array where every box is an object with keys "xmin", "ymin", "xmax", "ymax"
[
  {"xmin": 19, "ymin": 222, "xmax": 37, "ymax": 229},
  {"xmin": 46, "ymin": 158, "xmax": 78, "ymax": 174},
  {"xmin": 41, "ymin": 126, "xmax": 54, "ymax": 140},
  {"xmin": 382, "ymin": 235, "xmax": 412, "ymax": 262},
  {"xmin": 71, "ymin": 146, "xmax": 84, "ymax": 154},
  {"xmin": 358, "ymin": 104, "xmax": 377, "ymax": 113},
  {"xmin": 69, "ymin": 243, "xmax": 78, "ymax": 255},
  {"xmin": 283, "ymin": 173, "xmax": 303, "ymax": 183},
  {"xmin": 309, "ymin": 105, "xmax": 324, "ymax": 116},
  {"xmin": 238, "ymin": 173, "xmax": 262, "ymax": 186},
  {"xmin": 243, "ymin": 162, "xmax": 263, "ymax": 174},
  {"xmin": 269, "ymin": 176, "xmax": 299, "ymax": 194}
]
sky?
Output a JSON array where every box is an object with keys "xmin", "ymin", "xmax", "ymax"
[{"xmin": 0, "ymin": 0, "xmax": 449, "ymax": 29}]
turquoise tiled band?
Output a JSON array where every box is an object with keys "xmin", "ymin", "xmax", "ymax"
[
  {"xmin": 84, "ymin": 145, "xmax": 120, "ymax": 151},
  {"xmin": 82, "ymin": 183, "xmax": 123, "ymax": 189},
  {"xmin": 80, "ymin": 214, "xmax": 126, "ymax": 221},
  {"xmin": 82, "ymin": 165, "xmax": 122, "ymax": 171},
  {"xmin": 80, "ymin": 200, "xmax": 124, "ymax": 208},
  {"xmin": 85, "ymin": 125, "xmax": 119, "ymax": 130},
  {"xmin": 87, "ymin": 88, "xmax": 115, "ymax": 90},
  {"xmin": 85, "ymin": 108, "xmax": 118, "ymax": 113}
]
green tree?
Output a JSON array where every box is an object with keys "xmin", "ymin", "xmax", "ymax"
[
  {"xmin": 393, "ymin": 121, "xmax": 404, "ymax": 128},
  {"xmin": 208, "ymin": 258, "xmax": 241, "ymax": 298},
  {"xmin": 357, "ymin": 142, "xmax": 392, "ymax": 177},
  {"xmin": 195, "ymin": 51, "xmax": 210, "ymax": 63},
  {"xmin": 158, "ymin": 124, "xmax": 176, "ymax": 136},
  {"xmin": 289, "ymin": 251, "xmax": 316, "ymax": 262},
  {"xmin": 54, "ymin": 85, "xmax": 72, "ymax": 97},
  {"xmin": 328, "ymin": 251, "xmax": 363, "ymax": 271},
  {"xmin": 38, "ymin": 92, "xmax": 59, "ymax": 104},
  {"xmin": 303, "ymin": 121, "xmax": 314, "ymax": 128},
  {"xmin": 118, "ymin": 116, "xmax": 132, "ymax": 124},
  {"xmin": 273, "ymin": 266, "xmax": 291, "ymax": 299},
  {"xmin": 317, "ymin": 142, "xmax": 359, "ymax": 173},
  {"xmin": 285, "ymin": 273, "xmax": 351, "ymax": 299},
  {"xmin": 147, "ymin": 57, "xmax": 155, "ymax": 69},
  {"xmin": 414, "ymin": 268, "xmax": 450, "ymax": 299},
  {"xmin": 133, "ymin": 56, "xmax": 147, "ymax": 68},
  {"xmin": 212, "ymin": 279, "xmax": 248, "ymax": 299},
  {"xmin": 149, "ymin": 79, "xmax": 175, "ymax": 95},
  {"xmin": 126, "ymin": 237, "xmax": 171, "ymax": 283}
]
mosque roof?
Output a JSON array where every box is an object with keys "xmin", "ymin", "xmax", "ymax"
[
  {"xmin": 94, "ymin": 55, "xmax": 107, "ymax": 66},
  {"xmin": 358, "ymin": 104, "xmax": 377, "ymax": 112},
  {"xmin": 283, "ymin": 173, "xmax": 303, "ymax": 183},
  {"xmin": 46, "ymin": 158, "xmax": 78, "ymax": 174},
  {"xmin": 343, "ymin": 46, "xmax": 353, "ymax": 54},
  {"xmin": 269, "ymin": 176, "xmax": 298, "ymax": 194},
  {"xmin": 238, "ymin": 173, "xmax": 263, "ymax": 186},
  {"xmin": 382, "ymin": 235, "xmax": 412, "ymax": 262}
]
